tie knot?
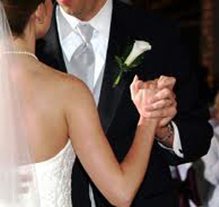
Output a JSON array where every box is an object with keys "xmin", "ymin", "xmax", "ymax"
[{"xmin": 77, "ymin": 23, "xmax": 94, "ymax": 43}]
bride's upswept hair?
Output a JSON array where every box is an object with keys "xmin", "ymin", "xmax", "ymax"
[{"xmin": 1, "ymin": 0, "xmax": 45, "ymax": 37}]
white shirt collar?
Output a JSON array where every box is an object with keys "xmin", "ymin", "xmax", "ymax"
[
  {"xmin": 89, "ymin": 0, "xmax": 112, "ymax": 39},
  {"xmin": 56, "ymin": 0, "xmax": 112, "ymax": 91}
]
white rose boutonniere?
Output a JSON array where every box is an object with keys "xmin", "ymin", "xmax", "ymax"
[{"xmin": 113, "ymin": 40, "xmax": 152, "ymax": 88}]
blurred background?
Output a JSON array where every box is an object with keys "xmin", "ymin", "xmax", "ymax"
[{"xmin": 122, "ymin": 0, "xmax": 219, "ymax": 106}]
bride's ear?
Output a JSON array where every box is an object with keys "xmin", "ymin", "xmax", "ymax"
[
  {"xmin": 34, "ymin": 1, "xmax": 52, "ymax": 38},
  {"xmin": 34, "ymin": 3, "xmax": 47, "ymax": 25}
]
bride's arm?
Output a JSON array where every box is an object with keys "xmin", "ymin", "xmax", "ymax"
[{"xmin": 65, "ymin": 77, "xmax": 157, "ymax": 207}]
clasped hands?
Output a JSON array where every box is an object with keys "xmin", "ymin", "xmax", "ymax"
[{"xmin": 130, "ymin": 75, "xmax": 177, "ymax": 145}]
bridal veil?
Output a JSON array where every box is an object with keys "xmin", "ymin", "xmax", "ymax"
[{"xmin": 0, "ymin": 1, "xmax": 40, "ymax": 206}]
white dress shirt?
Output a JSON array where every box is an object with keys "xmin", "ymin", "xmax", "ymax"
[
  {"xmin": 56, "ymin": 0, "xmax": 112, "ymax": 105},
  {"xmin": 56, "ymin": 0, "xmax": 183, "ymax": 205}
]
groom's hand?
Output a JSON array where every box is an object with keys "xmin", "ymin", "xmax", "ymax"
[
  {"xmin": 143, "ymin": 76, "xmax": 176, "ymax": 124},
  {"xmin": 142, "ymin": 76, "xmax": 177, "ymax": 147}
]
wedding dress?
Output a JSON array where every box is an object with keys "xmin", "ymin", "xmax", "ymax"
[
  {"xmin": 0, "ymin": 3, "xmax": 77, "ymax": 206},
  {"xmin": 34, "ymin": 139, "xmax": 76, "ymax": 207}
]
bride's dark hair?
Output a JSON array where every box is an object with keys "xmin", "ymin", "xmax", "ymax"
[{"xmin": 2, "ymin": 0, "xmax": 45, "ymax": 36}]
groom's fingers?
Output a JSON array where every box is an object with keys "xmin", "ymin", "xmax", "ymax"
[
  {"xmin": 157, "ymin": 76, "xmax": 176, "ymax": 90},
  {"xmin": 144, "ymin": 99, "xmax": 174, "ymax": 111},
  {"xmin": 142, "ymin": 105, "xmax": 177, "ymax": 119},
  {"xmin": 158, "ymin": 76, "xmax": 176, "ymax": 89},
  {"xmin": 149, "ymin": 87, "xmax": 176, "ymax": 104},
  {"xmin": 135, "ymin": 79, "xmax": 144, "ymax": 91}
]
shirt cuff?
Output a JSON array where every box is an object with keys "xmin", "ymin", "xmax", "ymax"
[{"xmin": 172, "ymin": 122, "xmax": 184, "ymax": 158}]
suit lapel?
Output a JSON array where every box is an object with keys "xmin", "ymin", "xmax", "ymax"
[{"xmin": 98, "ymin": 1, "xmax": 128, "ymax": 133}]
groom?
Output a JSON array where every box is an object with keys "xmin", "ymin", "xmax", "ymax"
[{"xmin": 36, "ymin": 0, "xmax": 213, "ymax": 206}]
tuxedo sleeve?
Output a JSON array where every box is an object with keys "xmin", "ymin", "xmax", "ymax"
[
  {"xmin": 71, "ymin": 158, "xmax": 91, "ymax": 207},
  {"xmin": 157, "ymin": 121, "xmax": 184, "ymax": 158},
  {"xmin": 158, "ymin": 20, "xmax": 213, "ymax": 165}
]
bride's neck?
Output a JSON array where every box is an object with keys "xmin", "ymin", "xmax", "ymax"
[{"xmin": 13, "ymin": 23, "xmax": 36, "ymax": 54}]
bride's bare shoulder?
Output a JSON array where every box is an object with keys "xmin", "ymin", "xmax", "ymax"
[{"xmin": 41, "ymin": 62, "xmax": 92, "ymax": 99}]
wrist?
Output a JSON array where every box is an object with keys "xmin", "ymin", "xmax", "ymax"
[
  {"xmin": 138, "ymin": 116, "xmax": 157, "ymax": 127},
  {"xmin": 156, "ymin": 122, "xmax": 174, "ymax": 144}
]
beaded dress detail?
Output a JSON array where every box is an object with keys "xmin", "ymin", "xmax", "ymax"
[{"xmin": 34, "ymin": 140, "xmax": 75, "ymax": 207}]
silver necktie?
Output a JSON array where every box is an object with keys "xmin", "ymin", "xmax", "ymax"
[{"xmin": 71, "ymin": 23, "xmax": 95, "ymax": 91}]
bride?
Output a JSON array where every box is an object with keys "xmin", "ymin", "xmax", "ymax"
[{"xmin": 0, "ymin": 0, "xmax": 168, "ymax": 206}]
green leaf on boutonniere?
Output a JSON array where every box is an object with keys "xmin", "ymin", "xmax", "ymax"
[
  {"xmin": 113, "ymin": 70, "xmax": 123, "ymax": 88},
  {"xmin": 115, "ymin": 55, "xmax": 127, "ymax": 70}
]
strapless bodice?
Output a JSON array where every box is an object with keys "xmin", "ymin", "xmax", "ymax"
[{"xmin": 35, "ymin": 140, "xmax": 75, "ymax": 207}]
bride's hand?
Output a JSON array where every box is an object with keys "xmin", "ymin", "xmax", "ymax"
[{"xmin": 130, "ymin": 75, "xmax": 159, "ymax": 125}]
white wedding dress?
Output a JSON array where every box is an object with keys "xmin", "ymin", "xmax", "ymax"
[{"xmin": 34, "ymin": 139, "xmax": 76, "ymax": 207}]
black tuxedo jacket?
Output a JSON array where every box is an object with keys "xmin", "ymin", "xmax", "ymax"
[{"xmin": 36, "ymin": 1, "xmax": 213, "ymax": 206}]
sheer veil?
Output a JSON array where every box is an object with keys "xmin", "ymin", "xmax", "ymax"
[{"xmin": 0, "ymin": 2, "xmax": 40, "ymax": 206}]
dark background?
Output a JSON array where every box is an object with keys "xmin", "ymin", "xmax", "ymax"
[{"xmin": 122, "ymin": 0, "xmax": 219, "ymax": 104}]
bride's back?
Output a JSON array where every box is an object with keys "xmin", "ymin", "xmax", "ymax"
[
  {"xmin": 9, "ymin": 56, "xmax": 78, "ymax": 207},
  {"xmin": 17, "ymin": 57, "xmax": 77, "ymax": 163}
]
